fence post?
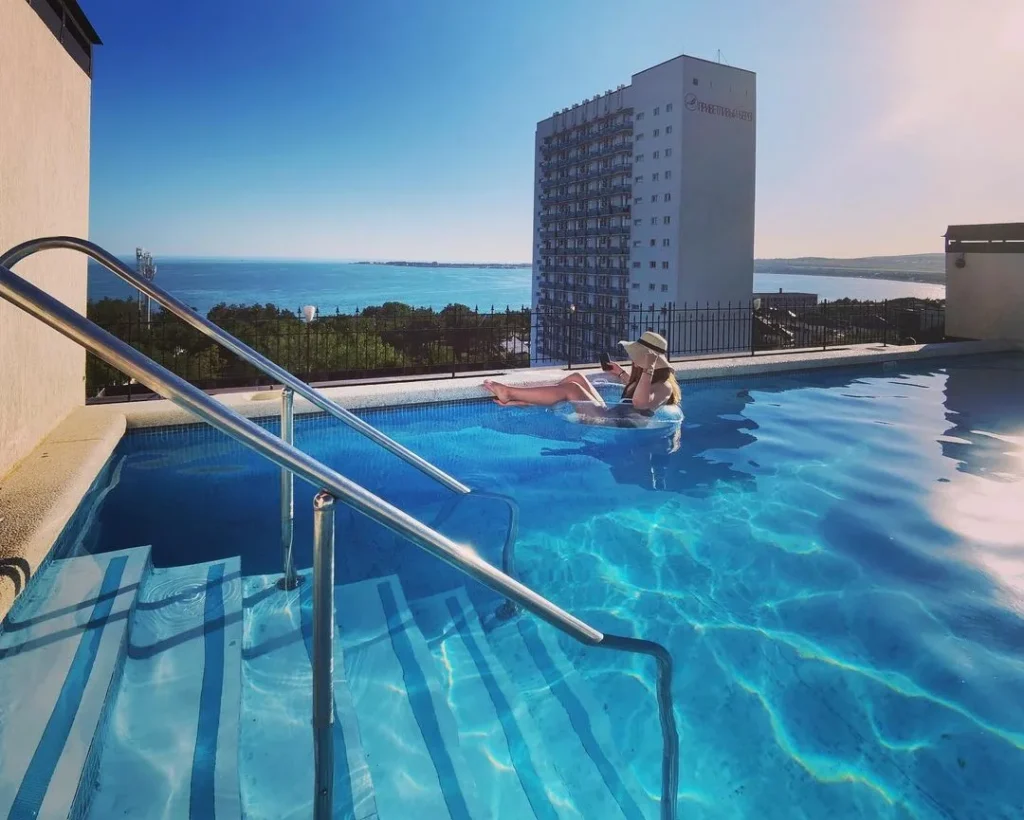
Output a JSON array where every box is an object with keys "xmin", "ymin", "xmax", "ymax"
[
  {"xmin": 666, "ymin": 302, "xmax": 674, "ymax": 362},
  {"xmin": 883, "ymin": 299, "xmax": 889, "ymax": 347},
  {"xmin": 567, "ymin": 305, "xmax": 575, "ymax": 369},
  {"xmin": 750, "ymin": 299, "xmax": 756, "ymax": 356},
  {"xmin": 451, "ymin": 307, "xmax": 457, "ymax": 377},
  {"xmin": 822, "ymin": 300, "xmax": 828, "ymax": 351}
]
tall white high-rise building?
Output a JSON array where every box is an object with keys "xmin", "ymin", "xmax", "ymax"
[{"xmin": 532, "ymin": 54, "xmax": 756, "ymax": 363}]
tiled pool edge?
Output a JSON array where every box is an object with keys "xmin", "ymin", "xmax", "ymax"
[
  {"xmin": 111, "ymin": 339, "xmax": 1020, "ymax": 430},
  {"xmin": 0, "ymin": 407, "xmax": 126, "ymax": 622}
]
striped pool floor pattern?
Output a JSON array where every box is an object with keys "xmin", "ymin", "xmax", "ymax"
[{"xmin": 0, "ymin": 551, "xmax": 647, "ymax": 819}]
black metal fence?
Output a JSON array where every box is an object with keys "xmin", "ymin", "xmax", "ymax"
[{"xmin": 84, "ymin": 297, "xmax": 945, "ymax": 402}]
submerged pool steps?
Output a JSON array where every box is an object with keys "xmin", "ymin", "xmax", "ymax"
[
  {"xmin": 0, "ymin": 546, "xmax": 150, "ymax": 820},
  {"xmin": 241, "ymin": 571, "xmax": 377, "ymax": 820},
  {"xmin": 1, "ymin": 557, "xmax": 651, "ymax": 819},
  {"xmin": 86, "ymin": 557, "xmax": 243, "ymax": 820}
]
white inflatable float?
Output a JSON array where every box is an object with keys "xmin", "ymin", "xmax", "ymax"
[{"xmin": 554, "ymin": 400, "xmax": 684, "ymax": 431}]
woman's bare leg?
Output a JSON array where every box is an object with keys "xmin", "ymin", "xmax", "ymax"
[
  {"xmin": 483, "ymin": 379, "xmax": 602, "ymax": 407},
  {"xmin": 559, "ymin": 372, "xmax": 605, "ymax": 403}
]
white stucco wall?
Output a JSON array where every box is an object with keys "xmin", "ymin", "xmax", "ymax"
[
  {"xmin": 946, "ymin": 252, "xmax": 1024, "ymax": 342},
  {"xmin": 0, "ymin": 0, "xmax": 92, "ymax": 478}
]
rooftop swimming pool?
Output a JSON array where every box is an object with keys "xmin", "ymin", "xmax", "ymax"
[{"xmin": 3, "ymin": 352, "xmax": 1023, "ymax": 819}]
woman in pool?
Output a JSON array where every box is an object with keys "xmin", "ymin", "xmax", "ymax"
[{"xmin": 483, "ymin": 331, "xmax": 681, "ymax": 418}]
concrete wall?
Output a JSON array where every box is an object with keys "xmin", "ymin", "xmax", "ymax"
[
  {"xmin": 0, "ymin": 0, "xmax": 92, "ymax": 478},
  {"xmin": 946, "ymin": 252, "xmax": 1024, "ymax": 342}
]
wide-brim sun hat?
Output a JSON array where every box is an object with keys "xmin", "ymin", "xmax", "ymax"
[{"xmin": 618, "ymin": 331, "xmax": 671, "ymax": 370}]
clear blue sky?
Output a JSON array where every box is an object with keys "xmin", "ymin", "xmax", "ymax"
[{"xmin": 82, "ymin": 0, "xmax": 1023, "ymax": 261}]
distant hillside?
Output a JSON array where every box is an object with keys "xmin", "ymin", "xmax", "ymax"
[{"xmin": 755, "ymin": 253, "xmax": 945, "ymax": 284}]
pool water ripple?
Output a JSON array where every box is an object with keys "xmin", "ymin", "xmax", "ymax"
[{"xmin": 79, "ymin": 353, "xmax": 1024, "ymax": 818}]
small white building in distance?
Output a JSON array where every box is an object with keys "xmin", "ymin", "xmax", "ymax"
[
  {"xmin": 533, "ymin": 53, "xmax": 756, "ymax": 363},
  {"xmin": 944, "ymin": 223, "xmax": 1024, "ymax": 344}
]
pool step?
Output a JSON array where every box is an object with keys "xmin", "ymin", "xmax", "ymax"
[
  {"xmin": 409, "ymin": 588, "xmax": 582, "ymax": 820},
  {"xmin": 482, "ymin": 613, "xmax": 657, "ymax": 820},
  {"xmin": 86, "ymin": 556, "xmax": 243, "ymax": 820},
  {"xmin": 241, "ymin": 571, "xmax": 376, "ymax": 820},
  {"xmin": 0, "ymin": 545, "xmax": 151, "ymax": 820},
  {"xmin": 336, "ymin": 575, "xmax": 486, "ymax": 819}
]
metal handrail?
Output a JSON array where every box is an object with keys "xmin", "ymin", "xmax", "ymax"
[
  {"xmin": 0, "ymin": 236, "xmax": 471, "ymax": 496},
  {"xmin": 0, "ymin": 263, "xmax": 602, "ymax": 638},
  {"xmin": 0, "ymin": 262, "xmax": 678, "ymax": 820}
]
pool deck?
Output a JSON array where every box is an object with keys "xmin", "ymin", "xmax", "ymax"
[
  {"xmin": 110, "ymin": 338, "xmax": 1019, "ymax": 429},
  {"xmin": 0, "ymin": 337, "xmax": 1019, "ymax": 622}
]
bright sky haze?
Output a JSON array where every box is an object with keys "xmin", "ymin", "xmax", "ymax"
[{"xmin": 83, "ymin": 0, "xmax": 1024, "ymax": 261}]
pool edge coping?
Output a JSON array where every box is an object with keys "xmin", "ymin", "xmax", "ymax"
[
  {"xmin": 104, "ymin": 338, "xmax": 1021, "ymax": 429},
  {"xmin": 0, "ymin": 407, "xmax": 127, "ymax": 623}
]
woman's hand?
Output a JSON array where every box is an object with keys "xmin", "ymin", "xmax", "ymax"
[
  {"xmin": 609, "ymin": 360, "xmax": 629, "ymax": 382},
  {"xmin": 637, "ymin": 349, "xmax": 658, "ymax": 370}
]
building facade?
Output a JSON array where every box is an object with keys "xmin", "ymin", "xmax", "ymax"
[
  {"xmin": 0, "ymin": 0, "xmax": 100, "ymax": 478},
  {"xmin": 532, "ymin": 54, "xmax": 756, "ymax": 363}
]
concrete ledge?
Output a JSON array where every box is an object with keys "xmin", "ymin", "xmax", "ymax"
[
  {"xmin": 107, "ymin": 338, "xmax": 1019, "ymax": 430},
  {"xmin": 0, "ymin": 406, "xmax": 126, "ymax": 622}
]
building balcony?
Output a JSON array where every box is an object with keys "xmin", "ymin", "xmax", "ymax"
[{"xmin": 541, "ymin": 116, "xmax": 634, "ymax": 155}]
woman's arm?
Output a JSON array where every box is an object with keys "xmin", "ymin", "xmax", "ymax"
[
  {"xmin": 609, "ymin": 361, "xmax": 630, "ymax": 384},
  {"xmin": 630, "ymin": 355, "xmax": 672, "ymax": 410}
]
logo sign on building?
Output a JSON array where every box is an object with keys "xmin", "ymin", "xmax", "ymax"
[{"xmin": 684, "ymin": 93, "xmax": 753, "ymax": 122}]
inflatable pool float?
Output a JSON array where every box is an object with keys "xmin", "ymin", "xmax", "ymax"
[{"xmin": 553, "ymin": 401, "xmax": 683, "ymax": 442}]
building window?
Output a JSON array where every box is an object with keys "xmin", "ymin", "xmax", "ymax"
[
  {"xmin": 633, "ymin": 240, "xmax": 641, "ymax": 247},
  {"xmin": 635, "ymin": 175, "xmax": 643, "ymax": 183},
  {"xmin": 636, "ymin": 133, "xmax": 644, "ymax": 141},
  {"xmin": 634, "ymin": 196, "xmax": 642, "ymax": 204},
  {"xmin": 635, "ymin": 154, "xmax": 644, "ymax": 162},
  {"xmin": 653, "ymin": 151, "xmax": 660, "ymax": 159},
  {"xmin": 663, "ymin": 238, "xmax": 670, "ymax": 247},
  {"xmin": 652, "ymin": 172, "xmax": 659, "ymax": 181},
  {"xmin": 653, "ymin": 129, "xmax": 660, "ymax": 137},
  {"xmin": 652, "ymin": 194, "xmax": 661, "ymax": 203},
  {"xmin": 663, "ymin": 216, "xmax": 671, "ymax": 225},
  {"xmin": 665, "ymin": 148, "xmax": 673, "ymax": 157},
  {"xmin": 661, "ymin": 284, "xmax": 669, "ymax": 292},
  {"xmin": 634, "ymin": 218, "xmax": 642, "ymax": 226},
  {"xmin": 664, "ymin": 193, "xmax": 671, "ymax": 202},
  {"xmin": 665, "ymin": 170, "xmax": 672, "ymax": 179},
  {"xmin": 651, "ymin": 217, "xmax": 658, "ymax": 225},
  {"xmin": 649, "ymin": 283, "xmax": 656, "ymax": 290},
  {"xmin": 649, "ymin": 261, "xmax": 656, "ymax": 269},
  {"xmin": 666, "ymin": 102, "xmax": 674, "ymax": 111},
  {"xmin": 654, "ymin": 107, "xmax": 660, "ymax": 116},
  {"xmin": 632, "ymin": 261, "xmax": 641, "ymax": 268},
  {"xmin": 666, "ymin": 125, "xmax": 673, "ymax": 134},
  {"xmin": 636, "ymin": 112, "xmax": 645, "ymax": 121},
  {"xmin": 662, "ymin": 261, "xmax": 669, "ymax": 269},
  {"xmin": 649, "ymin": 238, "xmax": 656, "ymax": 247}
]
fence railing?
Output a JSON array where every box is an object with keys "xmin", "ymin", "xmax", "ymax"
[{"xmin": 84, "ymin": 297, "xmax": 945, "ymax": 401}]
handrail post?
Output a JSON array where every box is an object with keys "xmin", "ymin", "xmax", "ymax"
[
  {"xmin": 278, "ymin": 387, "xmax": 298, "ymax": 590},
  {"xmin": 312, "ymin": 491, "xmax": 336, "ymax": 820}
]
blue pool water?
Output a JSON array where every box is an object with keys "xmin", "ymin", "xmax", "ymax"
[{"xmin": 73, "ymin": 353, "xmax": 1024, "ymax": 818}]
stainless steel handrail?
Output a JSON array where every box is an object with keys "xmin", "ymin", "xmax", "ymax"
[
  {"xmin": 0, "ymin": 264, "xmax": 599, "ymax": 641},
  {"xmin": 0, "ymin": 236, "xmax": 471, "ymax": 495},
  {"xmin": 0, "ymin": 261, "xmax": 678, "ymax": 820}
]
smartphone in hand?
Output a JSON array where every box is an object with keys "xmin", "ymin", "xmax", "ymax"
[{"xmin": 599, "ymin": 352, "xmax": 613, "ymax": 371}]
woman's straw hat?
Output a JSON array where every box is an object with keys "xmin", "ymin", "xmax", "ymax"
[{"xmin": 618, "ymin": 331, "xmax": 671, "ymax": 370}]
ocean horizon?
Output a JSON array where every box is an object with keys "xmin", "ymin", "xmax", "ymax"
[{"xmin": 87, "ymin": 258, "xmax": 946, "ymax": 316}]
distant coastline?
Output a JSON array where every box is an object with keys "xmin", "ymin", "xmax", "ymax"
[
  {"xmin": 755, "ymin": 253, "xmax": 945, "ymax": 285},
  {"xmin": 356, "ymin": 260, "xmax": 531, "ymax": 269}
]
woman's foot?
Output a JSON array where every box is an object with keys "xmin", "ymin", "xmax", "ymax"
[{"xmin": 483, "ymin": 379, "xmax": 512, "ymax": 404}]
